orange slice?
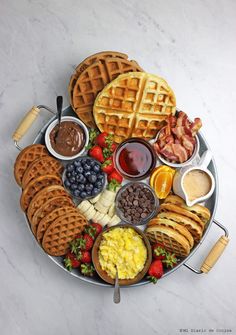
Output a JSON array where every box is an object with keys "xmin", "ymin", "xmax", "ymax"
[
  {"xmin": 150, "ymin": 165, "xmax": 175, "ymax": 188},
  {"xmin": 154, "ymin": 171, "xmax": 173, "ymax": 199}
]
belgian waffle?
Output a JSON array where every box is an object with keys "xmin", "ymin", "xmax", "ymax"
[
  {"xmin": 27, "ymin": 185, "xmax": 70, "ymax": 223},
  {"xmin": 164, "ymin": 195, "xmax": 211, "ymax": 224},
  {"xmin": 72, "ymin": 57, "xmax": 142, "ymax": 128},
  {"xmin": 93, "ymin": 72, "xmax": 176, "ymax": 143},
  {"xmin": 148, "ymin": 217, "xmax": 194, "ymax": 248},
  {"xmin": 30, "ymin": 196, "xmax": 74, "ymax": 235},
  {"xmin": 42, "ymin": 211, "xmax": 87, "ymax": 256},
  {"xmin": 157, "ymin": 211, "xmax": 203, "ymax": 243},
  {"xmin": 14, "ymin": 144, "xmax": 49, "ymax": 186},
  {"xmin": 22, "ymin": 156, "xmax": 63, "ymax": 189},
  {"xmin": 36, "ymin": 206, "xmax": 78, "ymax": 243},
  {"xmin": 69, "ymin": 51, "xmax": 128, "ymax": 108},
  {"xmin": 20, "ymin": 175, "xmax": 62, "ymax": 212},
  {"xmin": 145, "ymin": 225, "xmax": 191, "ymax": 257}
]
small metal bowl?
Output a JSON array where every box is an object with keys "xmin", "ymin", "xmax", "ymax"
[
  {"xmin": 92, "ymin": 224, "xmax": 152, "ymax": 286},
  {"xmin": 62, "ymin": 156, "xmax": 106, "ymax": 200},
  {"xmin": 151, "ymin": 129, "xmax": 200, "ymax": 168},
  {"xmin": 45, "ymin": 116, "xmax": 89, "ymax": 161},
  {"xmin": 115, "ymin": 182, "xmax": 158, "ymax": 225}
]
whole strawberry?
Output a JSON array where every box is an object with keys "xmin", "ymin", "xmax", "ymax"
[
  {"xmin": 77, "ymin": 250, "xmax": 92, "ymax": 263},
  {"xmin": 147, "ymin": 260, "xmax": 163, "ymax": 284},
  {"xmin": 79, "ymin": 234, "xmax": 94, "ymax": 251},
  {"xmin": 162, "ymin": 253, "xmax": 177, "ymax": 268},
  {"xmin": 64, "ymin": 251, "xmax": 81, "ymax": 271},
  {"xmin": 152, "ymin": 243, "xmax": 166, "ymax": 260},
  {"xmin": 85, "ymin": 223, "xmax": 103, "ymax": 238},
  {"xmin": 81, "ymin": 263, "xmax": 95, "ymax": 277},
  {"xmin": 89, "ymin": 145, "xmax": 104, "ymax": 163}
]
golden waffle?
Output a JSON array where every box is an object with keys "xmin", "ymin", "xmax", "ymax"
[
  {"xmin": 148, "ymin": 217, "xmax": 194, "ymax": 248},
  {"xmin": 93, "ymin": 72, "xmax": 176, "ymax": 143},
  {"xmin": 145, "ymin": 225, "xmax": 190, "ymax": 257},
  {"xmin": 158, "ymin": 203, "xmax": 204, "ymax": 230},
  {"xmin": 27, "ymin": 185, "xmax": 70, "ymax": 223},
  {"xmin": 164, "ymin": 195, "xmax": 211, "ymax": 224},
  {"xmin": 31, "ymin": 196, "xmax": 74, "ymax": 235},
  {"xmin": 155, "ymin": 212, "xmax": 202, "ymax": 243},
  {"xmin": 22, "ymin": 156, "xmax": 64, "ymax": 189},
  {"xmin": 69, "ymin": 51, "xmax": 128, "ymax": 107},
  {"xmin": 36, "ymin": 206, "xmax": 78, "ymax": 243},
  {"xmin": 14, "ymin": 144, "xmax": 49, "ymax": 186},
  {"xmin": 72, "ymin": 58, "xmax": 143, "ymax": 128},
  {"xmin": 20, "ymin": 175, "xmax": 62, "ymax": 212},
  {"xmin": 42, "ymin": 211, "xmax": 87, "ymax": 256}
]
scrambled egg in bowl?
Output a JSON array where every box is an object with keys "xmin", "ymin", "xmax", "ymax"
[{"xmin": 98, "ymin": 227, "xmax": 147, "ymax": 280}]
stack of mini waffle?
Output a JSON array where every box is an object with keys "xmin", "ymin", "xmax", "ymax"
[
  {"xmin": 145, "ymin": 195, "xmax": 211, "ymax": 257},
  {"xmin": 14, "ymin": 144, "xmax": 87, "ymax": 256},
  {"xmin": 69, "ymin": 51, "xmax": 143, "ymax": 128}
]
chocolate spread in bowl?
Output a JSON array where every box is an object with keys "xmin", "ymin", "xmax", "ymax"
[{"xmin": 49, "ymin": 121, "xmax": 85, "ymax": 157}]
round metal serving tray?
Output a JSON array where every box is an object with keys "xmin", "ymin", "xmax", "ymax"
[{"xmin": 13, "ymin": 105, "xmax": 229, "ymax": 287}]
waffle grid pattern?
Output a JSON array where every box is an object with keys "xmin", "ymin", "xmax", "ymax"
[
  {"xmin": 42, "ymin": 213, "xmax": 87, "ymax": 256},
  {"xmin": 94, "ymin": 72, "xmax": 176, "ymax": 143},
  {"xmin": 22, "ymin": 156, "xmax": 63, "ymax": 189}
]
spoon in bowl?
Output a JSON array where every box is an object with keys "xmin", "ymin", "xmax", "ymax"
[
  {"xmin": 55, "ymin": 95, "xmax": 63, "ymax": 142},
  {"xmin": 113, "ymin": 266, "xmax": 120, "ymax": 304}
]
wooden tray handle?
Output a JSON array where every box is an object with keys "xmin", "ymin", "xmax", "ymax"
[
  {"xmin": 12, "ymin": 106, "xmax": 41, "ymax": 142},
  {"xmin": 200, "ymin": 235, "xmax": 229, "ymax": 273}
]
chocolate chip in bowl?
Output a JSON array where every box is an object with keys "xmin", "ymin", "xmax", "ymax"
[
  {"xmin": 115, "ymin": 182, "xmax": 158, "ymax": 225},
  {"xmin": 45, "ymin": 116, "xmax": 89, "ymax": 160}
]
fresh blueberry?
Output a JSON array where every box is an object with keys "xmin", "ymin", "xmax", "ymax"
[
  {"xmin": 78, "ymin": 184, "xmax": 85, "ymax": 191},
  {"xmin": 79, "ymin": 175, "xmax": 86, "ymax": 184},
  {"xmin": 76, "ymin": 166, "xmax": 84, "ymax": 174},
  {"xmin": 69, "ymin": 176, "xmax": 76, "ymax": 183},
  {"xmin": 88, "ymin": 174, "xmax": 97, "ymax": 184},
  {"xmin": 73, "ymin": 190, "xmax": 80, "ymax": 197},
  {"xmin": 84, "ymin": 171, "xmax": 91, "ymax": 178},
  {"xmin": 77, "ymin": 174, "xmax": 84, "ymax": 183},
  {"xmin": 95, "ymin": 181, "xmax": 103, "ymax": 189},
  {"xmin": 67, "ymin": 164, "xmax": 74, "ymax": 172},
  {"xmin": 80, "ymin": 158, "xmax": 87, "ymax": 165},
  {"xmin": 86, "ymin": 190, "xmax": 92, "ymax": 197},
  {"xmin": 86, "ymin": 158, "xmax": 92, "ymax": 165},
  {"xmin": 74, "ymin": 160, "xmax": 81, "ymax": 167},
  {"xmin": 66, "ymin": 171, "xmax": 72, "ymax": 178},
  {"xmin": 71, "ymin": 183, "xmax": 78, "ymax": 190},
  {"xmin": 64, "ymin": 180, "xmax": 71, "ymax": 188},
  {"xmin": 92, "ymin": 188, "xmax": 99, "ymax": 196},
  {"xmin": 83, "ymin": 164, "xmax": 91, "ymax": 171},
  {"xmin": 97, "ymin": 174, "xmax": 105, "ymax": 181},
  {"xmin": 90, "ymin": 160, "xmax": 96, "ymax": 167},
  {"xmin": 93, "ymin": 164, "xmax": 100, "ymax": 173},
  {"xmin": 80, "ymin": 191, "xmax": 87, "ymax": 199},
  {"xmin": 71, "ymin": 170, "xmax": 77, "ymax": 177},
  {"xmin": 85, "ymin": 183, "xmax": 93, "ymax": 192}
]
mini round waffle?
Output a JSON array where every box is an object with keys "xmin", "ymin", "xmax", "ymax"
[
  {"xmin": 156, "ymin": 211, "xmax": 203, "ymax": 243},
  {"xmin": 158, "ymin": 203, "xmax": 204, "ymax": 230},
  {"xmin": 20, "ymin": 175, "xmax": 62, "ymax": 212},
  {"xmin": 72, "ymin": 57, "xmax": 143, "ymax": 128},
  {"xmin": 69, "ymin": 51, "xmax": 128, "ymax": 108},
  {"xmin": 93, "ymin": 72, "xmax": 176, "ymax": 143},
  {"xmin": 27, "ymin": 185, "xmax": 70, "ymax": 223},
  {"xmin": 22, "ymin": 156, "xmax": 64, "ymax": 189},
  {"xmin": 148, "ymin": 217, "xmax": 194, "ymax": 248},
  {"xmin": 145, "ymin": 225, "xmax": 191, "ymax": 257},
  {"xmin": 14, "ymin": 144, "xmax": 49, "ymax": 186},
  {"xmin": 42, "ymin": 211, "xmax": 87, "ymax": 256},
  {"xmin": 36, "ymin": 206, "xmax": 78, "ymax": 243},
  {"xmin": 164, "ymin": 195, "xmax": 211, "ymax": 224},
  {"xmin": 31, "ymin": 196, "xmax": 75, "ymax": 236}
]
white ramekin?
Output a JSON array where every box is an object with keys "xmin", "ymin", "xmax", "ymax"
[{"xmin": 45, "ymin": 116, "xmax": 89, "ymax": 161}]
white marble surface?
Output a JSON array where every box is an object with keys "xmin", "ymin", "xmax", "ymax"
[{"xmin": 1, "ymin": 0, "xmax": 236, "ymax": 334}]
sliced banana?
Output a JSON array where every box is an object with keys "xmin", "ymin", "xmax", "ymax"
[
  {"xmin": 108, "ymin": 203, "xmax": 115, "ymax": 217},
  {"xmin": 95, "ymin": 201, "xmax": 108, "ymax": 214},
  {"xmin": 99, "ymin": 214, "xmax": 111, "ymax": 226},
  {"xmin": 86, "ymin": 207, "xmax": 96, "ymax": 221},
  {"xmin": 92, "ymin": 210, "xmax": 101, "ymax": 222},
  {"xmin": 89, "ymin": 193, "xmax": 101, "ymax": 204},
  {"xmin": 77, "ymin": 200, "xmax": 91, "ymax": 213},
  {"xmin": 95, "ymin": 212, "xmax": 106, "ymax": 223},
  {"xmin": 108, "ymin": 214, "xmax": 121, "ymax": 227}
]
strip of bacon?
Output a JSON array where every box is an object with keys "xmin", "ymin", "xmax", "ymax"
[
  {"xmin": 172, "ymin": 143, "xmax": 188, "ymax": 163},
  {"xmin": 182, "ymin": 135, "xmax": 196, "ymax": 156},
  {"xmin": 160, "ymin": 143, "xmax": 179, "ymax": 162},
  {"xmin": 190, "ymin": 118, "xmax": 202, "ymax": 136}
]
